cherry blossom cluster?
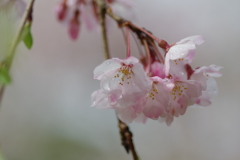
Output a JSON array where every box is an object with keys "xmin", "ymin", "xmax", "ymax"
[
  {"xmin": 55, "ymin": 0, "xmax": 135, "ymax": 40},
  {"xmin": 91, "ymin": 35, "xmax": 222, "ymax": 125}
]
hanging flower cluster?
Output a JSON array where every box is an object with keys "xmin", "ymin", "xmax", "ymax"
[
  {"xmin": 91, "ymin": 35, "xmax": 222, "ymax": 125},
  {"xmin": 55, "ymin": 0, "xmax": 135, "ymax": 40}
]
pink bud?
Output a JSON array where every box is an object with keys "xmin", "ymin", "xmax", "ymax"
[
  {"xmin": 55, "ymin": 2, "xmax": 68, "ymax": 21},
  {"xmin": 68, "ymin": 19, "xmax": 80, "ymax": 40}
]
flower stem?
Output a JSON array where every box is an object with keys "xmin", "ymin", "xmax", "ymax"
[
  {"xmin": 96, "ymin": 0, "xmax": 110, "ymax": 59},
  {"xmin": 143, "ymin": 39, "xmax": 151, "ymax": 73},
  {"xmin": 148, "ymin": 40, "xmax": 165, "ymax": 64},
  {"xmin": 129, "ymin": 22, "xmax": 167, "ymax": 45},
  {"xmin": 125, "ymin": 27, "xmax": 131, "ymax": 58}
]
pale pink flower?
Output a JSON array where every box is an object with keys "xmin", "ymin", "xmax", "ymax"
[
  {"xmin": 116, "ymin": 103, "xmax": 140, "ymax": 123},
  {"xmin": 159, "ymin": 78, "xmax": 203, "ymax": 125},
  {"xmin": 141, "ymin": 77, "xmax": 169, "ymax": 119},
  {"xmin": 92, "ymin": 89, "xmax": 146, "ymax": 123},
  {"xmin": 133, "ymin": 113, "xmax": 147, "ymax": 123},
  {"xmin": 92, "ymin": 56, "xmax": 151, "ymax": 122},
  {"xmin": 91, "ymin": 89, "xmax": 112, "ymax": 109},
  {"xmin": 94, "ymin": 56, "xmax": 151, "ymax": 95},
  {"xmin": 191, "ymin": 65, "xmax": 222, "ymax": 106},
  {"xmin": 165, "ymin": 35, "xmax": 204, "ymax": 76}
]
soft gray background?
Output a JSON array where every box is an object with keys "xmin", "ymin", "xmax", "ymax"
[{"xmin": 0, "ymin": 0, "xmax": 239, "ymax": 160}]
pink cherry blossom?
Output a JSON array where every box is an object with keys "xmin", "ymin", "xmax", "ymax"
[
  {"xmin": 165, "ymin": 35, "xmax": 204, "ymax": 76},
  {"xmin": 191, "ymin": 65, "xmax": 222, "ymax": 106},
  {"xmin": 141, "ymin": 77, "xmax": 169, "ymax": 120},
  {"xmin": 159, "ymin": 78, "xmax": 203, "ymax": 125},
  {"xmin": 91, "ymin": 33, "xmax": 222, "ymax": 125},
  {"xmin": 94, "ymin": 56, "xmax": 151, "ymax": 95},
  {"xmin": 92, "ymin": 56, "xmax": 151, "ymax": 122},
  {"xmin": 116, "ymin": 103, "xmax": 140, "ymax": 123}
]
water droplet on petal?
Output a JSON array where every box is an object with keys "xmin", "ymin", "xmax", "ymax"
[{"xmin": 106, "ymin": 61, "xmax": 110, "ymax": 65}]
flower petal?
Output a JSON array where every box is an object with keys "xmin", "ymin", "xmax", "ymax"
[
  {"xmin": 94, "ymin": 58, "xmax": 121, "ymax": 80},
  {"xmin": 91, "ymin": 90, "xmax": 112, "ymax": 109},
  {"xmin": 176, "ymin": 35, "xmax": 204, "ymax": 45}
]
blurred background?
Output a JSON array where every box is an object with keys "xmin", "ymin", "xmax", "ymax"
[{"xmin": 0, "ymin": 0, "xmax": 240, "ymax": 160}]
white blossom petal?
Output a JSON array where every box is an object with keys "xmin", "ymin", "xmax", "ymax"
[{"xmin": 94, "ymin": 58, "xmax": 121, "ymax": 80}]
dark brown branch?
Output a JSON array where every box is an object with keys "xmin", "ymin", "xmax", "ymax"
[{"xmin": 118, "ymin": 119, "xmax": 139, "ymax": 160}]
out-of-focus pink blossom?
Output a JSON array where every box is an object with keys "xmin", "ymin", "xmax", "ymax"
[
  {"xmin": 55, "ymin": 0, "xmax": 136, "ymax": 40},
  {"xmin": 68, "ymin": 12, "xmax": 80, "ymax": 40},
  {"xmin": 55, "ymin": 2, "xmax": 68, "ymax": 21}
]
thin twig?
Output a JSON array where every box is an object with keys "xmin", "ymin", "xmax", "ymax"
[
  {"xmin": 98, "ymin": 2, "xmax": 139, "ymax": 160},
  {"xmin": 0, "ymin": 0, "xmax": 35, "ymax": 104},
  {"xmin": 96, "ymin": 0, "xmax": 110, "ymax": 59},
  {"xmin": 5, "ymin": 0, "xmax": 35, "ymax": 69},
  {"xmin": 130, "ymin": 31, "xmax": 144, "ymax": 56},
  {"xmin": 125, "ymin": 27, "xmax": 131, "ymax": 58}
]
